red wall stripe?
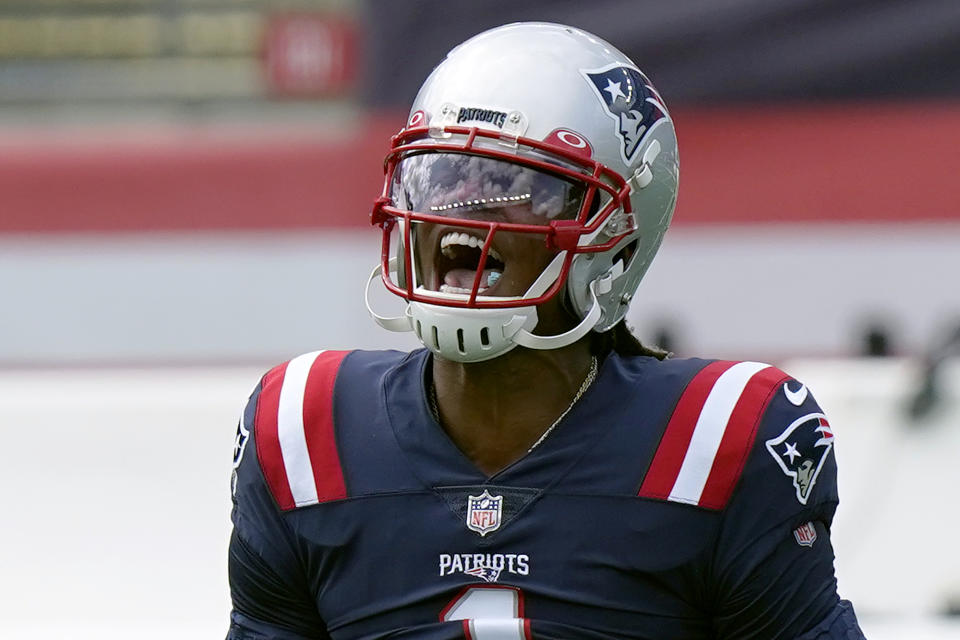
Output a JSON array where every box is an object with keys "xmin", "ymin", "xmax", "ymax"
[
  {"xmin": 301, "ymin": 350, "xmax": 350, "ymax": 503},
  {"xmin": 675, "ymin": 102, "xmax": 960, "ymax": 226},
  {"xmin": 638, "ymin": 360, "xmax": 737, "ymax": 500},
  {"xmin": 254, "ymin": 361, "xmax": 296, "ymax": 511},
  {"xmin": 1, "ymin": 102, "xmax": 957, "ymax": 233},
  {"xmin": 697, "ymin": 367, "xmax": 789, "ymax": 510},
  {"xmin": 0, "ymin": 123, "xmax": 396, "ymax": 233}
]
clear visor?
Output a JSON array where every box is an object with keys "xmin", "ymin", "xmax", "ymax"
[{"xmin": 390, "ymin": 152, "xmax": 586, "ymax": 224}]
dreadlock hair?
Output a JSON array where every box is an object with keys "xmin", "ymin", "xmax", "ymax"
[{"xmin": 590, "ymin": 319, "xmax": 670, "ymax": 360}]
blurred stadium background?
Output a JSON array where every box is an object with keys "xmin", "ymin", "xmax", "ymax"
[{"xmin": 0, "ymin": 1, "xmax": 958, "ymax": 637}]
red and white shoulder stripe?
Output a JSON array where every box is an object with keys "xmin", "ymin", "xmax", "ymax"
[
  {"xmin": 638, "ymin": 360, "xmax": 790, "ymax": 510},
  {"xmin": 254, "ymin": 350, "xmax": 351, "ymax": 511}
]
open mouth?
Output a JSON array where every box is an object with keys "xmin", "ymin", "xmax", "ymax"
[{"xmin": 436, "ymin": 231, "xmax": 505, "ymax": 295}]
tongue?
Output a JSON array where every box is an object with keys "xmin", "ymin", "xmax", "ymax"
[{"xmin": 444, "ymin": 268, "xmax": 501, "ymax": 289}]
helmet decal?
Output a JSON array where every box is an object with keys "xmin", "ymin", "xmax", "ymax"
[
  {"xmin": 583, "ymin": 65, "xmax": 669, "ymax": 165},
  {"xmin": 456, "ymin": 106, "xmax": 509, "ymax": 128},
  {"xmin": 408, "ymin": 110, "xmax": 427, "ymax": 127},
  {"xmin": 543, "ymin": 128, "xmax": 594, "ymax": 160}
]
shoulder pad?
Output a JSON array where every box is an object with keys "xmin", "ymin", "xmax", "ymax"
[
  {"xmin": 254, "ymin": 350, "xmax": 351, "ymax": 511},
  {"xmin": 638, "ymin": 360, "xmax": 790, "ymax": 510}
]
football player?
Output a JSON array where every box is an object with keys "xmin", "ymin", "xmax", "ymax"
[{"xmin": 227, "ymin": 22, "xmax": 865, "ymax": 639}]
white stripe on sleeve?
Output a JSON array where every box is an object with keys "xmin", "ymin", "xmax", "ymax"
[
  {"xmin": 277, "ymin": 350, "xmax": 325, "ymax": 507},
  {"xmin": 668, "ymin": 361, "xmax": 771, "ymax": 505}
]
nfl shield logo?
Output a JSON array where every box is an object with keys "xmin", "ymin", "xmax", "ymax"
[
  {"xmin": 466, "ymin": 489, "xmax": 503, "ymax": 536},
  {"xmin": 793, "ymin": 521, "xmax": 818, "ymax": 547}
]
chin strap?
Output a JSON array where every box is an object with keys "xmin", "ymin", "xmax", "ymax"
[
  {"xmin": 365, "ymin": 261, "xmax": 415, "ymax": 333},
  {"xmin": 512, "ymin": 251, "xmax": 623, "ymax": 350},
  {"xmin": 512, "ymin": 275, "xmax": 603, "ymax": 350}
]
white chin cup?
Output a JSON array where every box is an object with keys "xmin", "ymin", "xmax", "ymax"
[
  {"xmin": 407, "ymin": 301, "xmax": 538, "ymax": 363},
  {"xmin": 365, "ymin": 261, "xmax": 607, "ymax": 362},
  {"xmin": 366, "ymin": 262, "xmax": 529, "ymax": 362}
]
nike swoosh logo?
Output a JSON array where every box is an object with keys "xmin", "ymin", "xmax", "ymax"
[{"xmin": 783, "ymin": 382, "xmax": 808, "ymax": 406}]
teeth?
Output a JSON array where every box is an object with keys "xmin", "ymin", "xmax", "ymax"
[
  {"xmin": 439, "ymin": 284, "xmax": 476, "ymax": 295},
  {"xmin": 439, "ymin": 232, "xmax": 502, "ymax": 262}
]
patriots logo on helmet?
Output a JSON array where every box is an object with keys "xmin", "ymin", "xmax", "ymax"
[
  {"xmin": 583, "ymin": 64, "xmax": 669, "ymax": 164},
  {"xmin": 765, "ymin": 413, "xmax": 835, "ymax": 505}
]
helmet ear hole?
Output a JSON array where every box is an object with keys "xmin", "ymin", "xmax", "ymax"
[{"xmin": 612, "ymin": 240, "xmax": 638, "ymax": 273}]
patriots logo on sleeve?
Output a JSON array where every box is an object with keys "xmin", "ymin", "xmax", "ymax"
[
  {"xmin": 765, "ymin": 413, "xmax": 835, "ymax": 504},
  {"xmin": 583, "ymin": 64, "xmax": 669, "ymax": 164}
]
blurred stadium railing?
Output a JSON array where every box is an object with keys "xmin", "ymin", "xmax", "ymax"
[{"xmin": 0, "ymin": 0, "xmax": 359, "ymax": 111}]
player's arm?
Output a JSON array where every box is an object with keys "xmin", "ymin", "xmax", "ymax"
[
  {"xmin": 227, "ymin": 380, "xmax": 329, "ymax": 640},
  {"xmin": 709, "ymin": 378, "xmax": 865, "ymax": 639}
]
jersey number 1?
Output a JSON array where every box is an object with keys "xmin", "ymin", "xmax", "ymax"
[{"xmin": 440, "ymin": 585, "xmax": 531, "ymax": 639}]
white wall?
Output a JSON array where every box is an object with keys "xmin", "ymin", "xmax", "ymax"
[
  {"xmin": 2, "ymin": 224, "xmax": 959, "ymax": 366},
  {"xmin": 635, "ymin": 224, "xmax": 960, "ymax": 359},
  {"xmin": 0, "ymin": 366, "xmax": 260, "ymax": 639}
]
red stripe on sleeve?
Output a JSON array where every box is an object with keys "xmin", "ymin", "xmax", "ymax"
[
  {"xmin": 638, "ymin": 361, "xmax": 738, "ymax": 500},
  {"xmin": 697, "ymin": 367, "xmax": 790, "ymax": 510},
  {"xmin": 301, "ymin": 350, "xmax": 351, "ymax": 503},
  {"xmin": 254, "ymin": 362, "xmax": 296, "ymax": 510}
]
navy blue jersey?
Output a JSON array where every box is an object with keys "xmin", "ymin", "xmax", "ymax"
[{"xmin": 227, "ymin": 349, "xmax": 863, "ymax": 639}]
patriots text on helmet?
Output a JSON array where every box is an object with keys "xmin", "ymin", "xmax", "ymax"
[{"xmin": 456, "ymin": 106, "xmax": 508, "ymax": 128}]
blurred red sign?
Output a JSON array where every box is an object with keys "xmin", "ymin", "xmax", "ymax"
[{"xmin": 264, "ymin": 14, "xmax": 358, "ymax": 96}]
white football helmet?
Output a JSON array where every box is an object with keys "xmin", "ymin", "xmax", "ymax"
[{"xmin": 366, "ymin": 22, "xmax": 679, "ymax": 362}]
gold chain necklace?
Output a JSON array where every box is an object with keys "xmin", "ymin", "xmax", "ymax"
[
  {"xmin": 526, "ymin": 355, "xmax": 598, "ymax": 452},
  {"xmin": 427, "ymin": 356, "xmax": 599, "ymax": 453}
]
